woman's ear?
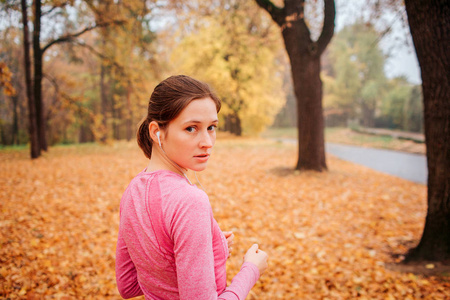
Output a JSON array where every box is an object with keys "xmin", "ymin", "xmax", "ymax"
[{"xmin": 148, "ymin": 121, "xmax": 161, "ymax": 146}]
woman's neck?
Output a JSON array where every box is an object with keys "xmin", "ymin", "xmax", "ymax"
[{"xmin": 146, "ymin": 148, "xmax": 187, "ymax": 177}]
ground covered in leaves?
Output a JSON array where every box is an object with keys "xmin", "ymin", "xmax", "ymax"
[{"xmin": 1, "ymin": 139, "xmax": 448, "ymax": 299}]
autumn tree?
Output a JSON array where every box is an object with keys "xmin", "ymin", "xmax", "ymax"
[
  {"xmin": 171, "ymin": 0, "xmax": 285, "ymax": 136},
  {"xmin": 0, "ymin": 0, "xmax": 39, "ymax": 155},
  {"xmin": 16, "ymin": 0, "xmax": 125, "ymax": 157},
  {"xmin": 85, "ymin": 0, "xmax": 159, "ymax": 142},
  {"xmin": 0, "ymin": 61, "xmax": 22, "ymax": 146},
  {"xmin": 21, "ymin": 0, "xmax": 40, "ymax": 158},
  {"xmin": 255, "ymin": 0, "xmax": 335, "ymax": 171},
  {"xmin": 0, "ymin": 63, "xmax": 16, "ymax": 97},
  {"xmin": 403, "ymin": 0, "xmax": 450, "ymax": 261}
]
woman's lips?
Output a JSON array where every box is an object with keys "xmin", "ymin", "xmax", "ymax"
[{"xmin": 194, "ymin": 154, "xmax": 210, "ymax": 162}]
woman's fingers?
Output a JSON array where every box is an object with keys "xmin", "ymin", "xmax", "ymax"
[
  {"xmin": 223, "ymin": 231, "xmax": 234, "ymax": 258},
  {"xmin": 243, "ymin": 244, "xmax": 269, "ymax": 274},
  {"xmin": 223, "ymin": 231, "xmax": 233, "ymax": 238},
  {"xmin": 223, "ymin": 231, "xmax": 234, "ymax": 245}
]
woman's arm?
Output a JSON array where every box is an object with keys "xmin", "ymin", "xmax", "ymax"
[
  {"xmin": 115, "ymin": 232, "xmax": 143, "ymax": 299},
  {"xmin": 218, "ymin": 262, "xmax": 260, "ymax": 300},
  {"xmin": 172, "ymin": 195, "xmax": 218, "ymax": 299},
  {"xmin": 171, "ymin": 193, "xmax": 261, "ymax": 299}
]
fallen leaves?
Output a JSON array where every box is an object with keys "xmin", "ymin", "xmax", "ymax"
[{"xmin": 0, "ymin": 139, "xmax": 448, "ymax": 299}]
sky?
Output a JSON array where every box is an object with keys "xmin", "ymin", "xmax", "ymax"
[
  {"xmin": 378, "ymin": 24, "xmax": 422, "ymax": 84},
  {"xmin": 334, "ymin": 0, "xmax": 422, "ymax": 84}
]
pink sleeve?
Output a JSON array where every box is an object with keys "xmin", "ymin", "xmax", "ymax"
[
  {"xmin": 171, "ymin": 191, "xmax": 260, "ymax": 300},
  {"xmin": 219, "ymin": 262, "xmax": 260, "ymax": 300},
  {"xmin": 115, "ymin": 233, "xmax": 143, "ymax": 299},
  {"xmin": 115, "ymin": 191, "xmax": 143, "ymax": 300}
]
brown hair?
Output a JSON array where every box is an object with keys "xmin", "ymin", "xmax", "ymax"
[{"xmin": 137, "ymin": 75, "xmax": 221, "ymax": 159}]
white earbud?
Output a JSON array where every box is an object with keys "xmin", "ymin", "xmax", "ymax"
[
  {"xmin": 155, "ymin": 129, "xmax": 197, "ymax": 188},
  {"xmin": 156, "ymin": 131, "xmax": 162, "ymax": 147}
]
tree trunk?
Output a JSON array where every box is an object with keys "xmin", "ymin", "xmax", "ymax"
[
  {"xmin": 256, "ymin": 0, "xmax": 335, "ymax": 171},
  {"xmin": 79, "ymin": 121, "xmax": 94, "ymax": 143},
  {"xmin": 404, "ymin": 0, "xmax": 450, "ymax": 262},
  {"xmin": 233, "ymin": 112, "xmax": 242, "ymax": 136},
  {"xmin": 114, "ymin": 104, "xmax": 121, "ymax": 140},
  {"xmin": 21, "ymin": 0, "xmax": 40, "ymax": 158},
  {"xmin": 224, "ymin": 114, "xmax": 231, "ymax": 133},
  {"xmin": 224, "ymin": 112, "xmax": 242, "ymax": 136},
  {"xmin": 100, "ymin": 59, "xmax": 108, "ymax": 142},
  {"xmin": 361, "ymin": 102, "xmax": 375, "ymax": 128},
  {"xmin": 111, "ymin": 86, "xmax": 120, "ymax": 140},
  {"xmin": 126, "ymin": 83, "xmax": 133, "ymax": 141},
  {"xmin": 33, "ymin": 0, "xmax": 47, "ymax": 151},
  {"xmin": 285, "ymin": 40, "xmax": 326, "ymax": 170},
  {"xmin": 12, "ymin": 95, "xmax": 19, "ymax": 145}
]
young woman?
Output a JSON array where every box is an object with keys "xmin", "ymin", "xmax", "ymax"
[{"xmin": 115, "ymin": 75, "xmax": 268, "ymax": 299}]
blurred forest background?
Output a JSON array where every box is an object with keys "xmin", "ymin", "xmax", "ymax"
[
  {"xmin": 0, "ymin": 0, "xmax": 423, "ymax": 147},
  {"xmin": 1, "ymin": 0, "xmax": 449, "ymax": 298}
]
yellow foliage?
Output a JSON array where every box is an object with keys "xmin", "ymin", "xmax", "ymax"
[
  {"xmin": 0, "ymin": 62, "xmax": 16, "ymax": 96},
  {"xmin": 170, "ymin": 4, "xmax": 286, "ymax": 136}
]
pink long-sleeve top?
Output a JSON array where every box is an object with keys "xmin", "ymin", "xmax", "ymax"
[{"xmin": 116, "ymin": 170, "xmax": 260, "ymax": 299}]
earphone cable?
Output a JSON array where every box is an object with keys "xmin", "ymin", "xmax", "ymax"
[{"xmin": 194, "ymin": 172, "xmax": 205, "ymax": 191}]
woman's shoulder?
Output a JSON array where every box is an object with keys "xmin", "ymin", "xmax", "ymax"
[
  {"xmin": 137, "ymin": 169, "xmax": 208, "ymax": 203},
  {"xmin": 146, "ymin": 171, "xmax": 214, "ymax": 234},
  {"xmin": 134, "ymin": 169, "xmax": 186, "ymax": 185}
]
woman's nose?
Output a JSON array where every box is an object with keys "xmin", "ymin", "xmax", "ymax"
[{"xmin": 199, "ymin": 131, "xmax": 213, "ymax": 148}]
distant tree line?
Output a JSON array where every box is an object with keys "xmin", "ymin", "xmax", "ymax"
[
  {"xmin": 273, "ymin": 20, "xmax": 423, "ymax": 134},
  {"xmin": 0, "ymin": 0, "xmax": 286, "ymax": 150},
  {"xmin": 0, "ymin": 0, "xmax": 425, "ymax": 153},
  {"xmin": 0, "ymin": 0, "xmax": 159, "ymax": 153}
]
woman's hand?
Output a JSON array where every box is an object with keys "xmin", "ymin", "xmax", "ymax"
[
  {"xmin": 244, "ymin": 244, "xmax": 268, "ymax": 275},
  {"xmin": 223, "ymin": 231, "xmax": 234, "ymax": 258}
]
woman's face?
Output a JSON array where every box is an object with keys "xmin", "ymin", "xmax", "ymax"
[{"xmin": 161, "ymin": 97, "xmax": 218, "ymax": 172}]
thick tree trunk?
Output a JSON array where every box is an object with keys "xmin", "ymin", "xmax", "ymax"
[
  {"xmin": 33, "ymin": 0, "xmax": 47, "ymax": 151},
  {"xmin": 21, "ymin": 0, "xmax": 40, "ymax": 158},
  {"xmin": 256, "ymin": 0, "xmax": 334, "ymax": 171},
  {"xmin": 79, "ymin": 122, "xmax": 94, "ymax": 143},
  {"xmin": 233, "ymin": 112, "xmax": 242, "ymax": 136},
  {"xmin": 225, "ymin": 112, "xmax": 242, "ymax": 136},
  {"xmin": 287, "ymin": 52, "xmax": 326, "ymax": 170},
  {"xmin": 404, "ymin": 0, "xmax": 450, "ymax": 261}
]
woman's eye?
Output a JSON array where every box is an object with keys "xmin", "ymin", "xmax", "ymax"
[
  {"xmin": 208, "ymin": 125, "xmax": 217, "ymax": 131},
  {"xmin": 186, "ymin": 127, "xmax": 196, "ymax": 133}
]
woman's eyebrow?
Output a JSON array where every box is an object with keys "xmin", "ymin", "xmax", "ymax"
[{"xmin": 182, "ymin": 119, "xmax": 218, "ymax": 125}]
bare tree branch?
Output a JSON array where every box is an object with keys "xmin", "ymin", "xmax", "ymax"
[
  {"xmin": 42, "ymin": 20, "xmax": 126, "ymax": 54},
  {"xmin": 42, "ymin": 1, "xmax": 71, "ymax": 17},
  {"xmin": 72, "ymin": 40, "xmax": 127, "ymax": 76},
  {"xmin": 42, "ymin": 73, "xmax": 60, "ymax": 121}
]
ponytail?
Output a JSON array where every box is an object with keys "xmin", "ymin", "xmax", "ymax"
[{"xmin": 137, "ymin": 119, "xmax": 153, "ymax": 159}]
